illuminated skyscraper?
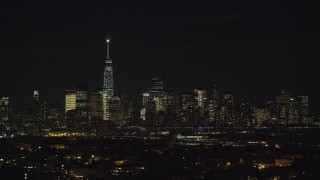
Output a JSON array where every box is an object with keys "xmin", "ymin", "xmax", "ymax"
[
  {"xmin": 180, "ymin": 93, "xmax": 193, "ymax": 124},
  {"xmin": 32, "ymin": 90, "xmax": 41, "ymax": 127},
  {"xmin": 48, "ymin": 101, "xmax": 62, "ymax": 129},
  {"xmin": 275, "ymin": 90, "xmax": 292, "ymax": 125},
  {"xmin": 103, "ymin": 39, "xmax": 114, "ymax": 120},
  {"xmin": 33, "ymin": 90, "xmax": 39, "ymax": 103},
  {"xmin": 288, "ymin": 97, "xmax": 298, "ymax": 125},
  {"xmin": 0, "ymin": 97, "xmax": 12, "ymax": 136},
  {"xmin": 163, "ymin": 89, "xmax": 178, "ymax": 126},
  {"xmin": 142, "ymin": 93, "xmax": 151, "ymax": 108},
  {"xmin": 65, "ymin": 90, "xmax": 76, "ymax": 113},
  {"xmin": 140, "ymin": 93, "xmax": 151, "ymax": 120},
  {"xmin": 208, "ymin": 84, "xmax": 220, "ymax": 124},
  {"xmin": 238, "ymin": 98, "xmax": 253, "ymax": 126},
  {"xmin": 76, "ymin": 82, "xmax": 89, "ymax": 118},
  {"xmin": 297, "ymin": 96, "xmax": 309, "ymax": 124},
  {"xmin": 32, "ymin": 90, "xmax": 48, "ymax": 130},
  {"xmin": 0, "ymin": 97, "xmax": 11, "ymax": 125},
  {"xmin": 119, "ymin": 90, "xmax": 132, "ymax": 122},
  {"xmin": 109, "ymin": 96, "xmax": 120, "ymax": 122},
  {"xmin": 163, "ymin": 89, "xmax": 178, "ymax": 113},
  {"xmin": 149, "ymin": 77, "xmax": 164, "ymax": 111},
  {"xmin": 221, "ymin": 91, "xmax": 235, "ymax": 124},
  {"xmin": 89, "ymin": 91, "xmax": 103, "ymax": 118},
  {"xmin": 194, "ymin": 89, "xmax": 207, "ymax": 116},
  {"xmin": 145, "ymin": 100, "xmax": 156, "ymax": 125}
]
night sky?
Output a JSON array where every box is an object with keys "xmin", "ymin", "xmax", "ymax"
[{"xmin": 1, "ymin": 1, "xmax": 320, "ymax": 110}]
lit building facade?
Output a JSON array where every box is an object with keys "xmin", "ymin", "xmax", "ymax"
[
  {"xmin": 275, "ymin": 90, "xmax": 295, "ymax": 125},
  {"xmin": 32, "ymin": 90, "xmax": 40, "ymax": 126},
  {"xmin": 140, "ymin": 93, "xmax": 150, "ymax": 120},
  {"xmin": 89, "ymin": 91, "xmax": 103, "ymax": 119},
  {"xmin": 297, "ymin": 96, "xmax": 309, "ymax": 124},
  {"xmin": 163, "ymin": 89, "xmax": 178, "ymax": 113},
  {"xmin": 149, "ymin": 77, "xmax": 164, "ymax": 112},
  {"xmin": 103, "ymin": 39, "xmax": 114, "ymax": 120},
  {"xmin": 0, "ymin": 97, "xmax": 11, "ymax": 125},
  {"xmin": 65, "ymin": 90, "xmax": 76, "ymax": 113},
  {"xmin": 109, "ymin": 96, "xmax": 120, "ymax": 122},
  {"xmin": 238, "ymin": 99, "xmax": 253, "ymax": 126},
  {"xmin": 76, "ymin": 82, "xmax": 89, "ymax": 118},
  {"xmin": 221, "ymin": 91, "xmax": 235, "ymax": 124},
  {"xmin": 254, "ymin": 108, "xmax": 271, "ymax": 126},
  {"xmin": 119, "ymin": 91, "xmax": 132, "ymax": 123},
  {"xmin": 194, "ymin": 89, "xmax": 207, "ymax": 117},
  {"xmin": 208, "ymin": 84, "xmax": 220, "ymax": 124},
  {"xmin": 145, "ymin": 100, "xmax": 156, "ymax": 126},
  {"xmin": 32, "ymin": 90, "xmax": 48, "ymax": 130},
  {"xmin": 142, "ymin": 93, "xmax": 151, "ymax": 108},
  {"xmin": 180, "ymin": 93, "xmax": 193, "ymax": 124}
]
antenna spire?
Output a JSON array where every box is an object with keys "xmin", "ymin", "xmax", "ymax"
[{"xmin": 106, "ymin": 39, "xmax": 110, "ymax": 60}]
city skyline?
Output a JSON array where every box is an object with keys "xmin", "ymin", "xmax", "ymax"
[
  {"xmin": 1, "ymin": 1, "xmax": 320, "ymax": 111},
  {"xmin": 1, "ymin": 2, "xmax": 320, "ymax": 179}
]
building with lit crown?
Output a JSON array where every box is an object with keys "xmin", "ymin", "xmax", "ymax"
[{"xmin": 103, "ymin": 39, "xmax": 114, "ymax": 120}]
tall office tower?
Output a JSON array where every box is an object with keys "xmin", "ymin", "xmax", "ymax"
[
  {"xmin": 221, "ymin": 91, "xmax": 235, "ymax": 124},
  {"xmin": 33, "ymin": 90, "xmax": 40, "ymax": 103},
  {"xmin": 0, "ymin": 97, "xmax": 11, "ymax": 136},
  {"xmin": 32, "ymin": 90, "xmax": 41, "ymax": 127},
  {"xmin": 208, "ymin": 102, "xmax": 215, "ymax": 124},
  {"xmin": 145, "ymin": 100, "xmax": 156, "ymax": 126},
  {"xmin": 0, "ymin": 97, "xmax": 11, "ymax": 125},
  {"xmin": 266, "ymin": 101, "xmax": 276, "ymax": 119},
  {"xmin": 140, "ymin": 93, "xmax": 151, "ymax": 120},
  {"xmin": 103, "ymin": 39, "xmax": 114, "ymax": 120},
  {"xmin": 208, "ymin": 84, "xmax": 220, "ymax": 124},
  {"xmin": 163, "ymin": 89, "xmax": 178, "ymax": 126},
  {"xmin": 194, "ymin": 89, "xmax": 207, "ymax": 117},
  {"xmin": 181, "ymin": 94, "xmax": 193, "ymax": 113},
  {"xmin": 238, "ymin": 98, "xmax": 253, "ymax": 127},
  {"xmin": 149, "ymin": 77, "xmax": 164, "ymax": 111},
  {"xmin": 142, "ymin": 93, "xmax": 151, "ymax": 108},
  {"xmin": 76, "ymin": 82, "xmax": 89, "ymax": 118},
  {"xmin": 39, "ymin": 101, "xmax": 48, "ymax": 129},
  {"xmin": 89, "ymin": 91, "xmax": 103, "ymax": 130},
  {"xmin": 119, "ymin": 90, "xmax": 132, "ymax": 122},
  {"xmin": 297, "ymin": 96, "xmax": 309, "ymax": 124},
  {"xmin": 288, "ymin": 97, "xmax": 298, "ymax": 125},
  {"xmin": 89, "ymin": 91, "xmax": 103, "ymax": 119},
  {"xmin": 180, "ymin": 93, "xmax": 193, "ymax": 124},
  {"xmin": 109, "ymin": 96, "xmax": 120, "ymax": 122},
  {"xmin": 65, "ymin": 90, "xmax": 76, "ymax": 113},
  {"xmin": 48, "ymin": 101, "xmax": 62, "ymax": 129},
  {"xmin": 163, "ymin": 89, "xmax": 178, "ymax": 113},
  {"xmin": 275, "ymin": 90, "xmax": 293, "ymax": 125},
  {"xmin": 32, "ymin": 90, "xmax": 48, "ymax": 130}
]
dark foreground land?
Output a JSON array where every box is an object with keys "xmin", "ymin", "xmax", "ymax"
[{"xmin": 1, "ymin": 128, "xmax": 320, "ymax": 179}]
